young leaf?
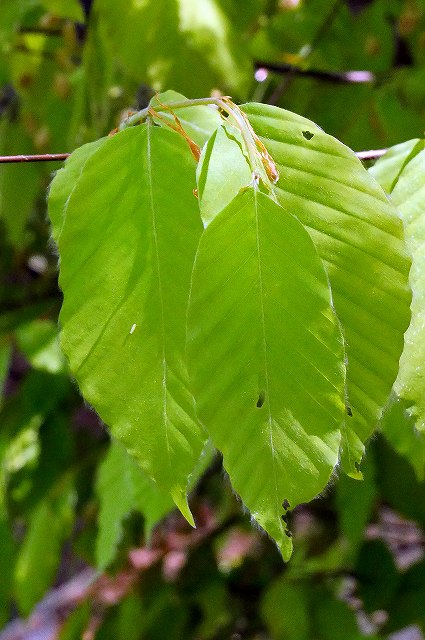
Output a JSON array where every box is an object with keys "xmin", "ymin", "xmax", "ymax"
[
  {"xmin": 148, "ymin": 90, "xmax": 223, "ymax": 146},
  {"xmin": 196, "ymin": 124, "xmax": 252, "ymax": 227},
  {"xmin": 242, "ymin": 102, "xmax": 411, "ymax": 475},
  {"xmin": 50, "ymin": 124, "xmax": 206, "ymax": 522},
  {"xmin": 187, "ymin": 187, "xmax": 345, "ymax": 559}
]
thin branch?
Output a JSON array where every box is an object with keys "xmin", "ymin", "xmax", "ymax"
[
  {"xmin": 255, "ymin": 61, "xmax": 375, "ymax": 85},
  {"xmin": 0, "ymin": 149, "xmax": 388, "ymax": 165},
  {"xmin": 0, "ymin": 153, "xmax": 69, "ymax": 163}
]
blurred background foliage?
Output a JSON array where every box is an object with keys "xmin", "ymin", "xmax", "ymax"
[{"xmin": 0, "ymin": 0, "xmax": 425, "ymax": 638}]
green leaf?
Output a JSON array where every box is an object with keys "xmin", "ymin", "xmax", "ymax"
[
  {"xmin": 40, "ymin": 0, "xmax": 84, "ymax": 21},
  {"xmin": 48, "ymin": 137, "xmax": 107, "ymax": 239},
  {"xmin": 96, "ymin": 440, "xmax": 174, "ymax": 570},
  {"xmin": 14, "ymin": 488, "xmax": 75, "ymax": 615},
  {"xmin": 371, "ymin": 142, "xmax": 425, "ymax": 477},
  {"xmin": 50, "ymin": 123, "xmax": 206, "ymax": 522},
  {"xmin": 261, "ymin": 578, "xmax": 310, "ymax": 640},
  {"xmin": 355, "ymin": 539, "xmax": 399, "ymax": 613},
  {"xmin": 149, "ymin": 90, "xmax": 223, "ymax": 147},
  {"xmin": 0, "ymin": 517, "xmax": 15, "ymax": 627},
  {"xmin": 242, "ymin": 102, "xmax": 411, "ymax": 474},
  {"xmin": 196, "ymin": 124, "xmax": 251, "ymax": 227},
  {"xmin": 335, "ymin": 447, "xmax": 376, "ymax": 554},
  {"xmin": 375, "ymin": 435, "xmax": 425, "ymax": 526},
  {"xmin": 386, "ymin": 560, "xmax": 425, "ymax": 632},
  {"xmin": 381, "ymin": 147, "xmax": 425, "ymax": 429},
  {"xmin": 187, "ymin": 187, "xmax": 345, "ymax": 559},
  {"xmin": 96, "ymin": 0, "xmax": 251, "ymax": 98},
  {"xmin": 381, "ymin": 394, "xmax": 425, "ymax": 481},
  {"xmin": 15, "ymin": 319, "xmax": 65, "ymax": 374},
  {"xmin": 313, "ymin": 589, "xmax": 373, "ymax": 640},
  {"xmin": 0, "ymin": 338, "xmax": 11, "ymax": 410},
  {"xmin": 369, "ymin": 139, "xmax": 425, "ymax": 193}
]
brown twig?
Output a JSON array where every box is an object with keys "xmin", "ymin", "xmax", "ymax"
[
  {"xmin": 0, "ymin": 153, "xmax": 70, "ymax": 163},
  {"xmin": 0, "ymin": 149, "xmax": 388, "ymax": 165}
]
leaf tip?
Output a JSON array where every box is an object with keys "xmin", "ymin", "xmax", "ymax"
[{"xmin": 171, "ymin": 487, "xmax": 196, "ymax": 528}]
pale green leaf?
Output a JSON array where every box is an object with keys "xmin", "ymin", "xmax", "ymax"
[
  {"xmin": 15, "ymin": 319, "xmax": 65, "ymax": 374},
  {"xmin": 51, "ymin": 124, "xmax": 206, "ymax": 522},
  {"xmin": 243, "ymin": 102, "xmax": 411, "ymax": 475},
  {"xmin": 0, "ymin": 517, "xmax": 14, "ymax": 627},
  {"xmin": 48, "ymin": 137, "xmax": 107, "ymax": 239},
  {"xmin": 373, "ymin": 146, "xmax": 425, "ymax": 477},
  {"xmin": 381, "ymin": 394, "xmax": 425, "ymax": 481},
  {"xmin": 196, "ymin": 124, "xmax": 252, "ymax": 227},
  {"xmin": 149, "ymin": 90, "xmax": 222, "ymax": 147},
  {"xmin": 187, "ymin": 187, "xmax": 345, "ymax": 559},
  {"xmin": 369, "ymin": 139, "xmax": 425, "ymax": 193},
  {"xmin": 96, "ymin": 440, "xmax": 174, "ymax": 570}
]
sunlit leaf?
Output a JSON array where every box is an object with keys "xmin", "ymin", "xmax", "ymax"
[
  {"xmin": 371, "ymin": 143, "xmax": 425, "ymax": 477},
  {"xmin": 187, "ymin": 187, "xmax": 345, "ymax": 559},
  {"xmin": 149, "ymin": 90, "xmax": 223, "ymax": 147},
  {"xmin": 243, "ymin": 102, "xmax": 411, "ymax": 474},
  {"xmin": 369, "ymin": 139, "xmax": 424, "ymax": 193},
  {"xmin": 50, "ymin": 123, "xmax": 206, "ymax": 522},
  {"xmin": 196, "ymin": 123, "xmax": 251, "ymax": 227}
]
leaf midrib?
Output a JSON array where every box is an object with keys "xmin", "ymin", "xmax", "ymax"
[
  {"xmin": 253, "ymin": 190, "xmax": 281, "ymax": 528},
  {"xmin": 146, "ymin": 123, "xmax": 172, "ymax": 470}
]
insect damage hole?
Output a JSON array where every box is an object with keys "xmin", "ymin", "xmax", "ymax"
[
  {"xmin": 256, "ymin": 390, "xmax": 266, "ymax": 408},
  {"xmin": 302, "ymin": 130, "xmax": 314, "ymax": 140}
]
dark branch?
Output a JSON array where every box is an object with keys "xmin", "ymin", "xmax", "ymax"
[{"xmin": 255, "ymin": 60, "xmax": 375, "ymax": 84}]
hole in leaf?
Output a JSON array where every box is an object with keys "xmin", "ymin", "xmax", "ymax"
[
  {"xmin": 285, "ymin": 528, "xmax": 293, "ymax": 538},
  {"xmin": 302, "ymin": 130, "xmax": 314, "ymax": 140},
  {"xmin": 281, "ymin": 513, "xmax": 288, "ymax": 523},
  {"xmin": 256, "ymin": 390, "xmax": 266, "ymax": 408},
  {"xmin": 346, "ymin": 404, "xmax": 353, "ymax": 417},
  {"xmin": 282, "ymin": 499, "xmax": 290, "ymax": 510}
]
